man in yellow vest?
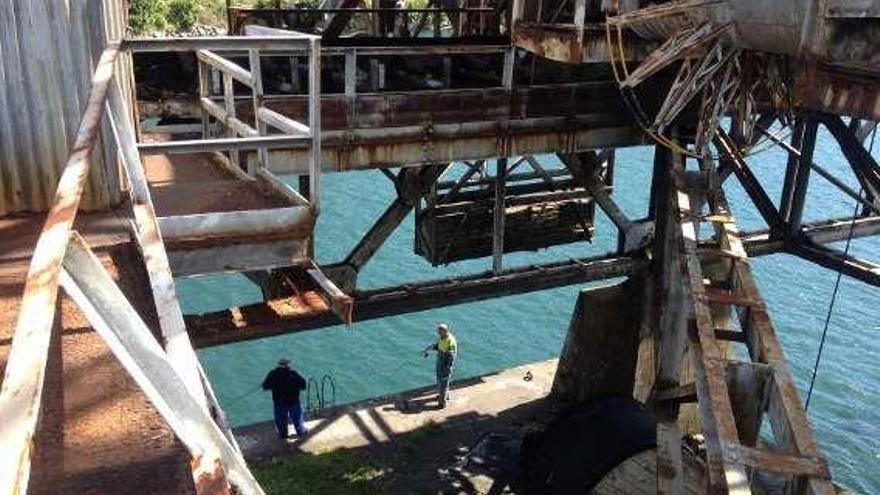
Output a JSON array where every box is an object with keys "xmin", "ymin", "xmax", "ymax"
[{"xmin": 424, "ymin": 323, "xmax": 458, "ymax": 408}]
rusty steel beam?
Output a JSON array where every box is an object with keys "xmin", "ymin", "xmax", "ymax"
[
  {"xmin": 263, "ymin": 118, "xmax": 646, "ymax": 173},
  {"xmin": 180, "ymin": 211, "xmax": 880, "ymax": 347},
  {"xmin": 790, "ymin": 241, "xmax": 880, "ymax": 288},
  {"xmin": 0, "ymin": 44, "xmax": 120, "ymax": 495},
  {"xmin": 737, "ymin": 214, "xmax": 880, "ymax": 257},
  {"xmin": 186, "ymin": 253, "xmax": 643, "ymax": 347},
  {"xmin": 821, "ymin": 114, "xmax": 880, "ymax": 206},
  {"xmin": 715, "ymin": 129, "xmax": 787, "ymax": 235}
]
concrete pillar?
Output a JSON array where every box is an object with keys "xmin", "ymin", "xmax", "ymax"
[{"xmin": 551, "ymin": 276, "xmax": 643, "ymax": 403}]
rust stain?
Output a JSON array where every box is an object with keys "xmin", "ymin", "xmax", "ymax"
[{"xmin": 191, "ymin": 455, "xmax": 231, "ymax": 495}]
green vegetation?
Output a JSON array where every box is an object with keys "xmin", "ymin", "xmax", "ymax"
[
  {"xmin": 129, "ymin": 0, "xmax": 169, "ymax": 34},
  {"xmin": 253, "ymin": 449, "xmax": 386, "ymax": 494},
  {"xmin": 129, "ymin": 0, "xmax": 439, "ymax": 34},
  {"xmin": 168, "ymin": 0, "xmax": 200, "ymax": 32}
]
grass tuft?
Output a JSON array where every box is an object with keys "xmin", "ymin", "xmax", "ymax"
[{"xmin": 253, "ymin": 449, "xmax": 387, "ymax": 495}]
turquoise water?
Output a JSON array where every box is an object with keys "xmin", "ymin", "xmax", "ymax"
[{"xmin": 184, "ymin": 128, "xmax": 879, "ymax": 492}]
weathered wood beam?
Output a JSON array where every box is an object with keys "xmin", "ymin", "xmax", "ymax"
[
  {"xmin": 0, "ymin": 45, "xmax": 119, "ymax": 495},
  {"xmin": 668, "ymin": 150, "xmax": 752, "ymax": 491},
  {"xmin": 702, "ymin": 156, "xmax": 835, "ymax": 495}
]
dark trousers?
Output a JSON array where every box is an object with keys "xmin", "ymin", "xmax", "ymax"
[
  {"xmin": 436, "ymin": 353, "xmax": 455, "ymax": 407},
  {"xmin": 273, "ymin": 402, "xmax": 307, "ymax": 438}
]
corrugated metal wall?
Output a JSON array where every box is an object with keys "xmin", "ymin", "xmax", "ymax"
[{"xmin": 0, "ymin": 0, "xmax": 130, "ymax": 215}]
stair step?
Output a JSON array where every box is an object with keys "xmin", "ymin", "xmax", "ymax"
[
  {"xmin": 703, "ymin": 287, "xmax": 761, "ymax": 308},
  {"xmin": 726, "ymin": 444, "xmax": 831, "ymax": 478}
]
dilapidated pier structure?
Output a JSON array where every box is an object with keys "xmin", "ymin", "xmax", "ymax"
[{"xmin": 1, "ymin": 0, "xmax": 879, "ymax": 493}]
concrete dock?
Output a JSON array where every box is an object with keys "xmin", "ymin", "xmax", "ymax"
[{"xmin": 235, "ymin": 360, "xmax": 560, "ymax": 493}]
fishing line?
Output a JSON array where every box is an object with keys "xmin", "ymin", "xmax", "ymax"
[
  {"xmin": 805, "ymin": 124, "xmax": 876, "ymax": 411},
  {"xmin": 389, "ymin": 354, "xmax": 422, "ymax": 374},
  {"xmin": 223, "ymin": 385, "xmax": 262, "ymax": 409}
]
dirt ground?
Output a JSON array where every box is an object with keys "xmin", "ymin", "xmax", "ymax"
[
  {"xmin": 0, "ymin": 211, "xmax": 194, "ymax": 494},
  {"xmin": 142, "ymin": 152, "xmax": 290, "ymax": 216}
]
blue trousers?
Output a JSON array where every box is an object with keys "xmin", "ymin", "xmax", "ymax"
[{"xmin": 273, "ymin": 402, "xmax": 307, "ymax": 438}]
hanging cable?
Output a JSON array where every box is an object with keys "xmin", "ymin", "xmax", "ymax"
[{"xmin": 805, "ymin": 124, "xmax": 877, "ymax": 411}]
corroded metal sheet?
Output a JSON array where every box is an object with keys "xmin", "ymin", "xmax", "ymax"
[
  {"xmin": 513, "ymin": 23, "xmax": 656, "ymax": 64},
  {"xmin": 0, "ymin": 0, "xmax": 127, "ymax": 215},
  {"xmin": 795, "ymin": 64, "xmax": 880, "ymax": 121}
]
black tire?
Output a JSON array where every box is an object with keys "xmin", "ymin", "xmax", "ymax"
[{"xmin": 518, "ymin": 396, "xmax": 657, "ymax": 495}]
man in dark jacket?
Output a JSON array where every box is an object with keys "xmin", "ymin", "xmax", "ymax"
[{"xmin": 262, "ymin": 358, "xmax": 308, "ymax": 439}]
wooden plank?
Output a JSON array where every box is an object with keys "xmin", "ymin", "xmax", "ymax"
[
  {"xmin": 655, "ymin": 383, "xmax": 697, "ymax": 405},
  {"xmin": 0, "ymin": 45, "xmax": 119, "ymax": 495},
  {"xmin": 58, "ymin": 234, "xmax": 262, "ymax": 494},
  {"xmin": 656, "ymin": 421, "xmax": 684, "ymax": 495},
  {"xmin": 724, "ymin": 361, "xmax": 771, "ymax": 447},
  {"xmin": 725, "ymin": 445, "xmax": 830, "ymax": 479},
  {"xmin": 714, "ymin": 328, "xmax": 746, "ymax": 342}
]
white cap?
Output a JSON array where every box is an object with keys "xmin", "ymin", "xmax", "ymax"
[{"xmin": 437, "ymin": 323, "xmax": 449, "ymax": 331}]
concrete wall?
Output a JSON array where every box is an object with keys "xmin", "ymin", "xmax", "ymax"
[
  {"xmin": 0, "ymin": 0, "xmax": 130, "ymax": 215},
  {"xmin": 551, "ymin": 277, "xmax": 643, "ymax": 403}
]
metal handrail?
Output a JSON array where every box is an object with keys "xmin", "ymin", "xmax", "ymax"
[{"xmin": 183, "ymin": 29, "xmax": 323, "ymax": 213}]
